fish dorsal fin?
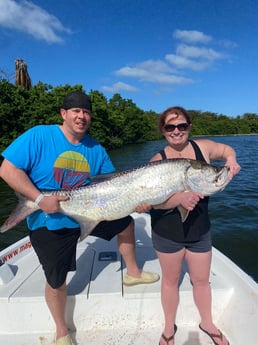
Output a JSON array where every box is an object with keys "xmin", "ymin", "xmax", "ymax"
[
  {"xmin": 89, "ymin": 172, "xmax": 116, "ymax": 184},
  {"xmin": 177, "ymin": 205, "xmax": 189, "ymax": 223}
]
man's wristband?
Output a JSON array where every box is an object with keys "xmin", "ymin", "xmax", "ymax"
[{"xmin": 34, "ymin": 193, "xmax": 45, "ymax": 206}]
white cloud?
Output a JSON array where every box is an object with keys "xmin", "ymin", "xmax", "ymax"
[
  {"xmin": 165, "ymin": 54, "xmax": 210, "ymax": 71},
  {"xmin": 102, "ymin": 82, "xmax": 138, "ymax": 93},
  {"xmin": 115, "ymin": 60, "xmax": 193, "ymax": 85},
  {"xmin": 165, "ymin": 43, "xmax": 225, "ymax": 71},
  {"xmin": 173, "ymin": 29, "xmax": 212, "ymax": 44},
  {"xmin": 104, "ymin": 29, "xmax": 231, "ymax": 92},
  {"xmin": 176, "ymin": 44, "xmax": 224, "ymax": 60},
  {"xmin": 0, "ymin": 0, "xmax": 71, "ymax": 43}
]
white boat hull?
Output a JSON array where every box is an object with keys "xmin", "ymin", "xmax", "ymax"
[{"xmin": 0, "ymin": 213, "xmax": 257, "ymax": 344}]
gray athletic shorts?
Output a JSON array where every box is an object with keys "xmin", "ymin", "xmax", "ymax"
[
  {"xmin": 30, "ymin": 216, "xmax": 132, "ymax": 288},
  {"xmin": 152, "ymin": 230, "xmax": 212, "ymax": 253}
]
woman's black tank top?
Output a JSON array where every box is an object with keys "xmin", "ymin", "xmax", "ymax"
[{"xmin": 150, "ymin": 140, "xmax": 210, "ymax": 242}]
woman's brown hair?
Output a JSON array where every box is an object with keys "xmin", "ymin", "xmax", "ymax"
[{"xmin": 158, "ymin": 106, "xmax": 192, "ymax": 133}]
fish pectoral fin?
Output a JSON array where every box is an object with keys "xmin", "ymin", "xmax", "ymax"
[
  {"xmin": 70, "ymin": 215, "xmax": 100, "ymax": 241},
  {"xmin": 177, "ymin": 206, "xmax": 189, "ymax": 223}
]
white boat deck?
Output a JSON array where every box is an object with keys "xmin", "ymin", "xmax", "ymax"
[{"xmin": 0, "ymin": 213, "xmax": 257, "ymax": 345}]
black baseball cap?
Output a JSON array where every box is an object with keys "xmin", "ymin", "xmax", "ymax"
[{"xmin": 62, "ymin": 91, "xmax": 92, "ymax": 112}]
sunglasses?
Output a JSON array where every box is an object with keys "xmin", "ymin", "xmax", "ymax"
[{"xmin": 164, "ymin": 123, "xmax": 189, "ymax": 132}]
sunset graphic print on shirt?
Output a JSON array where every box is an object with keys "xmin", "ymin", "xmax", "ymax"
[{"xmin": 53, "ymin": 151, "xmax": 90, "ymax": 189}]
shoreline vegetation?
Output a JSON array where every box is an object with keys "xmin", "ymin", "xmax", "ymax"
[{"xmin": 0, "ymin": 79, "xmax": 257, "ymax": 152}]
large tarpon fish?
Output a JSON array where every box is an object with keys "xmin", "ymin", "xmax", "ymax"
[{"xmin": 0, "ymin": 158, "xmax": 230, "ymax": 240}]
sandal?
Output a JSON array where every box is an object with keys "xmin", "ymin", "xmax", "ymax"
[
  {"xmin": 199, "ymin": 324, "xmax": 229, "ymax": 345},
  {"xmin": 159, "ymin": 324, "xmax": 177, "ymax": 345}
]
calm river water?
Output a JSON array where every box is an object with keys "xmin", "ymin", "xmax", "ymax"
[{"xmin": 0, "ymin": 135, "xmax": 257, "ymax": 282}]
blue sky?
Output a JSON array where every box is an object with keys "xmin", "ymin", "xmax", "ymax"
[{"xmin": 0, "ymin": 0, "xmax": 257, "ymax": 117}]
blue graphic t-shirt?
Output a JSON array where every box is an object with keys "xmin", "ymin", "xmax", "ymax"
[{"xmin": 2, "ymin": 125, "xmax": 115, "ymax": 230}]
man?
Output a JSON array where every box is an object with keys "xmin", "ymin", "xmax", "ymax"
[{"xmin": 0, "ymin": 90, "xmax": 159, "ymax": 345}]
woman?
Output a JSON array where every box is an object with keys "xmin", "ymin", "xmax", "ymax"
[{"xmin": 150, "ymin": 106, "xmax": 240, "ymax": 345}]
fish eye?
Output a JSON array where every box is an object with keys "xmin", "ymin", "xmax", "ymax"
[{"xmin": 213, "ymin": 166, "xmax": 220, "ymax": 173}]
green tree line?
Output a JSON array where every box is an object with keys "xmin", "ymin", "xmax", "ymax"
[{"xmin": 0, "ymin": 79, "xmax": 257, "ymax": 153}]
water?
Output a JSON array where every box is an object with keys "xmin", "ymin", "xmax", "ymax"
[{"xmin": 0, "ymin": 135, "xmax": 257, "ymax": 282}]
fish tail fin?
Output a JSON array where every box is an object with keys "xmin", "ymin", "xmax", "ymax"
[{"xmin": 0, "ymin": 194, "xmax": 37, "ymax": 233}]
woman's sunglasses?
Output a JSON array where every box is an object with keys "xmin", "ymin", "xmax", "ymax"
[{"xmin": 164, "ymin": 123, "xmax": 189, "ymax": 132}]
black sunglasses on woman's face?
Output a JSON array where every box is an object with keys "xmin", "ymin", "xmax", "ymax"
[{"xmin": 164, "ymin": 123, "xmax": 189, "ymax": 132}]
